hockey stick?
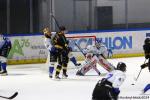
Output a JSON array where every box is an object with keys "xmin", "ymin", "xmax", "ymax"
[
  {"xmin": 134, "ymin": 68, "xmax": 142, "ymax": 81},
  {"xmin": 50, "ymin": 13, "xmax": 60, "ymax": 30},
  {"xmin": 131, "ymin": 59, "xmax": 147, "ymax": 85},
  {"xmin": 73, "ymin": 40, "xmax": 86, "ymax": 57},
  {"xmin": 131, "ymin": 69, "xmax": 142, "ymax": 85},
  {"xmin": 135, "ymin": 59, "xmax": 147, "ymax": 81},
  {"xmin": 0, "ymin": 92, "xmax": 18, "ymax": 99}
]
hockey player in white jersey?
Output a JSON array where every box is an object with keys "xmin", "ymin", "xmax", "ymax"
[
  {"xmin": 92, "ymin": 62, "xmax": 126, "ymax": 100},
  {"xmin": 0, "ymin": 34, "xmax": 12, "ymax": 75},
  {"xmin": 76, "ymin": 41, "xmax": 114, "ymax": 76},
  {"xmin": 43, "ymin": 27, "xmax": 56, "ymax": 78}
]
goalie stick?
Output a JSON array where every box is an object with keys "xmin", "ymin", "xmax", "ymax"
[
  {"xmin": 73, "ymin": 40, "xmax": 103, "ymax": 75},
  {"xmin": 0, "ymin": 92, "xmax": 18, "ymax": 99}
]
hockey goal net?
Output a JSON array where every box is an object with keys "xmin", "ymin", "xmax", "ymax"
[{"xmin": 67, "ymin": 35, "xmax": 96, "ymax": 61}]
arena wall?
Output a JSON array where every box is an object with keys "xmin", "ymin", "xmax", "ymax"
[{"xmin": 7, "ymin": 29, "xmax": 150, "ymax": 64}]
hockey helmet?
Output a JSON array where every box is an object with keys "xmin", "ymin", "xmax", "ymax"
[
  {"xmin": 117, "ymin": 62, "xmax": 126, "ymax": 72},
  {"xmin": 144, "ymin": 38, "xmax": 150, "ymax": 44},
  {"xmin": 43, "ymin": 27, "xmax": 50, "ymax": 34},
  {"xmin": 143, "ymin": 38, "xmax": 150, "ymax": 59},
  {"xmin": 59, "ymin": 26, "xmax": 68, "ymax": 34},
  {"xmin": 43, "ymin": 27, "xmax": 51, "ymax": 38},
  {"xmin": 95, "ymin": 39, "xmax": 103, "ymax": 49},
  {"xmin": 59, "ymin": 26, "xmax": 66, "ymax": 31}
]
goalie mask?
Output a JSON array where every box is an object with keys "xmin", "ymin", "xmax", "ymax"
[
  {"xmin": 117, "ymin": 62, "xmax": 126, "ymax": 72},
  {"xmin": 96, "ymin": 41, "xmax": 113, "ymax": 58},
  {"xmin": 95, "ymin": 40, "xmax": 103, "ymax": 49}
]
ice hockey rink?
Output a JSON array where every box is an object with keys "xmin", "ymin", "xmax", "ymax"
[{"xmin": 0, "ymin": 56, "xmax": 150, "ymax": 100}]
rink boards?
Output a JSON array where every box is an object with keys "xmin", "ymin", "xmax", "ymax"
[{"xmin": 6, "ymin": 29, "xmax": 150, "ymax": 64}]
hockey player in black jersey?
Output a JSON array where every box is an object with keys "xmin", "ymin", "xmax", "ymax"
[
  {"xmin": 51, "ymin": 26, "xmax": 69, "ymax": 79},
  {"xmin": 140, "ymin": 38, "xmax": 150, "ymax": 93},
  {"xmin": 0, "ymin": 34, "xmax": 12, "ymax": 75}
]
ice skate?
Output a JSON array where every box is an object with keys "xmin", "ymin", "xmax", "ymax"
[
  {"xmin": 0, "ymin": 71, "xmax": 8, "ymax": 76},
  {"xmin": 62, "ymin": 73, "xmax": 68, "ymax": 79}
]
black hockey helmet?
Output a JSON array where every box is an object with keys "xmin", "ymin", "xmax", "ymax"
[
  {"xmin": 143, "ymin": 38, "xmax": 150, "ymax": 59},
  {"xmin": 144, "ymin": 38, "xmax": 150, "ymax": 44},
  {"xmin": 59, "ymin": 26, "xmax": 66, "ymax": 31},
  {"xmin": 117, "ymin": 62, "xmax": 126, "ymax": 72}
]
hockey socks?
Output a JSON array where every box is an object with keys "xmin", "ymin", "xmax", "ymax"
[
  {"xmin": 1, "ymin": 63, "xmax": 7, "ymax": 72},
  {"xmin": 70, "ymin": 57, "xmax": 77, "ymax": 65},
  {"xmin": 144, "ymin": 84, "xmax": 150, "ymax": 93},
  {"xmin": 55, "ymin": 65, "xmax": 62, "ymax": 79},
  {"xmin": 49, "ymin": 66, "xmax": 54, "ymax": 77},
  {"xmin": 0, "ymin": 62, "xmax": 1, "ymax": 71}
]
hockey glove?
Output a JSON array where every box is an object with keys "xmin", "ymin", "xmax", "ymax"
[
  {"xmin": 141, "ymin": 63, "xmax": 148, "ymax": 69},
  {"xmin": 112, "ymin": 88, "xmax": 120, "ymax": 96}
]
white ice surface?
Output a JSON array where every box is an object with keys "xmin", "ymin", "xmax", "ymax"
[{"xmin": 0, "ymin": 57, "xmax": 150, "ymax": 100}]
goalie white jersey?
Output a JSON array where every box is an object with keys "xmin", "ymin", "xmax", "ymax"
[{"xmin": 83, "ymin": 43, "xmax": 112, "ymax": 58}]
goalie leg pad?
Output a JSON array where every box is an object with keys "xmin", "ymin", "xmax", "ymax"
[
  {"xmin": 78, "ymin": 59, "xmax": 97, "ymax": 75},
  {"xmin": 97, "ymin": 56, "xmax": 115, "ymax": 72},
  {"xmin": 92, "ymin": 64, "xmax": 101, "ymax": 75},
  {"xmin": 76, "ymin": 62, "xmax": 91, "ymax": 76},
  {"xmin": 81, "ymin": 65, "xmax": 93, "ymax": 75}
]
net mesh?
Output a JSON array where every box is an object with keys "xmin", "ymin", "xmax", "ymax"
[{"xmin": 67, "ymin": 35, "xmax": 96, "ymax": 61}]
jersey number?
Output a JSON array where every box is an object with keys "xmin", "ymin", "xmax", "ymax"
[{"xmin": 106, "ymin": 73, "xmax": 113, "ymax": 80}]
